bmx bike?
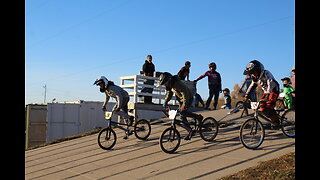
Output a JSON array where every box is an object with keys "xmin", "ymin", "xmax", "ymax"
[
  {"xmin": 239, "ymin": 101, "xmax": 295, "ymax": 149},
  {"xmin": 97, "ymin": 111, "xmax": 151, "ymax": 150},
  {"xmin": 159, "ymin": 106, "xmax": 218, "ymax": 154}
]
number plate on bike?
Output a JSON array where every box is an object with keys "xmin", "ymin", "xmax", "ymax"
[
  {"xmin": 105, "ymin": 112, "xmax": 112, "ymax": 119},
  {"xmin": 169, "ymin": 110, "xmax": 178, "ymax": 119},
  {"xmin": 250, "ymin": 102, "xmax": 259, "ymax": 110}
]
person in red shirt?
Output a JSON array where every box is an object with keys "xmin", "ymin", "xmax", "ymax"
[
  {"xmin": 195, "ymin": 62, "xmax": 222, "ymax": 110},
  {"xmin": 177, "ymin": 61, "xmax": 191, "ymax": 81}
]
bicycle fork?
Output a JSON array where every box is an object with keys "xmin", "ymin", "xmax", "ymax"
[
  {"xmin": 105, "ymin": 119, "xmax": 112, "ymax": 140},
  {"xmin": 250, "ymin": 120, "xmax": 258, "ymax": 136},
  {"xmin": 168, "ymin": 120, "xmax": 178, "ymax": 141}
]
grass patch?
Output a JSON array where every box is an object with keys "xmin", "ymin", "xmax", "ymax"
[
  {"xmin": 26, "ymin": 128, "xmax": 102, "ymax": 151},
  {"xmin": 219, "ymin": 152, "xmax": 295, "ymax": 180}
]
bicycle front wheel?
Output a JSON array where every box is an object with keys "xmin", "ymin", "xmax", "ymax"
[
  {"xmin": 199, "ymin": 117, "xmax": 219, "ymax": 142},
  {"xmin": 239, "ymin": 118, "xmax": 265, "ymax": 149},
  {"xmin": 134, "ymin": 119, "xmax": 151, "ymax": 140},
  {"xmin": 281, "ymin": 109, "xmax": 295, "ymax": 138},
  {"xmin": 159, "ymin": 127, "xmax": 181, "ymax": 154},
  {"xmin": 97, "ymin": 127, "xmax": 117, "ymax": 150}
]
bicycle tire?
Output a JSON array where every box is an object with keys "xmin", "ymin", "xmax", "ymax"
[
  {"xmin": 199, "ymin": 117, "xmax": 219, "ymax": 142},
  {"xmin": 159, "ymin": 127, "xmax": 181, "ymax": 154},
  {"xmin": 239, "ymin": 118, "xmax": 265, "ymax": 149},
  {"xmin": 280, "ymin": 109, "xmax": 295, "ymax": 138},
  {"xmin": 97, "ymin": 127, "xmax": 117, "ymax": 150},
  {"xmin": 134, "ymin": 119, "xmax": 151, "ymax": 140}
]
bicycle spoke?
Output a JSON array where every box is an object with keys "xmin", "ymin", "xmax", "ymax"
[{"xmin": 240, "ymin": 119, "xmax": 264, "ymax": 149}]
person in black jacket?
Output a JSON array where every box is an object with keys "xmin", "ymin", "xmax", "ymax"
[{"xmin": 141, "ymin": 55, "xmax": 155, "ymax": 104}]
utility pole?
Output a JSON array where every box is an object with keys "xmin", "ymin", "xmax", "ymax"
[{"xmin": 43, "ymin": 84, "xmax": 47, "ymax": 104}]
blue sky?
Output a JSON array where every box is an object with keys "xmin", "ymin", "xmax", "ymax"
[{"xmin": 25, "ymin": 0, "xmax": 295, "ymax": 104}]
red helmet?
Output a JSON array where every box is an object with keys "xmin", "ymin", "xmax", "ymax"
[{"xmin": 208, "ymin": 62, "xmax": 216, "ymax": 70}]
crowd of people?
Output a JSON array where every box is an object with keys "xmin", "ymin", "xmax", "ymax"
[{"xmin": 93, "ymin": 54, "xmax": 295, "ymax": 134}]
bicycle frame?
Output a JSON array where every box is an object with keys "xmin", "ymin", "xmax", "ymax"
[
  {"xmin": 104, "ymin": 111, "xmax": 131, "ymax": 133},
  {"xmin": 216, "ymin": 103, "xmax": 245, "ymax": 123},
  {"xmin": 251, "ymin": 102, "xmax": 278, "ymax": 124},
  {"xmin": 163, "ymin": 108, "xmax": 194, "ymax": 132}
]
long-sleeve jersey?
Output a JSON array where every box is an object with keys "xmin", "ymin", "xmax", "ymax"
[
  {"xmin": 103, "ymin": 84, "xmax": 129, "ymax": 110},
  {"xmin": 164, "ymin": 76, "xmax": 192, "ymax": 107},
  {"xmin": 246, "ymin": 70, "xmax": 279, "ymax": 95},
  {"xmin": 196, "ymin": 70, "xmax": 222, "ymax": 90}
]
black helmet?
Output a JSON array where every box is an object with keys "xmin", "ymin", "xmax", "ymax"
[
  {"xmin": 222, "ymin": 88, "xmax": 230, "ymax": 92},
  {"xmin": 208, "ymin": 62, "xmax": 217, "ymax": 70},
  {"xmin": 281, "ymin": 77, "xmax": 291, "ymax": 84},
  {"xmin": 156, "ymin": 72, "xmax": 172, "ymax": 87},
  {"xmin": 243, "ymin": 60, "xmax": 264, "ymax": 79}
]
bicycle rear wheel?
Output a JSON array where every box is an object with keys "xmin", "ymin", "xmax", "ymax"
[
  {"xmin": 97, "ymin": 127, "xmax": 117, "ymax": 150},
  {"xmin": 199, "ymin": 117, "xmax": 219, "ymax": 142},
  {"xmin": 134, "ymin": 119, "xmax": 151, "ymax": 140},
  {"xmin": 239, "ymin": 118, "xmax": 265, "ymax": 149},
  {"xmin": 281, "ymin": 109, "xmax": 295, "ymax": 138},
  {"xmin": 159, "ymin": 127, "xmax": 181, "ymax": 154}
]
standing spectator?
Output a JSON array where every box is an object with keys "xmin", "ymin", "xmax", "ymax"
[
  {"xmin": 195, "ymin": 62, "xmax": 222, "ymax": 110},
  {"xmin": 280, "ymin": 77, "xmax": 295, "ymax": 109},
  {"xmin": 177, "ymin": 61, "xmax": 191, "ymax": 81},
  {"xmin": 141, "ymin": 55, "xmax": 155, "ymax": 104}
]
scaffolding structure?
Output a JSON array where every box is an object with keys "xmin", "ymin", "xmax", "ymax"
[{"xmin": 119, "ymin": 74, "xmax": 197, "ymax": 120}]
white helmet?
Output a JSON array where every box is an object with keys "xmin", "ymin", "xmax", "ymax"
[
  {"xmin": 93, "ymin": 76, "xmax": 109, "ymax": 86},
  {"xmin": 94, "ymin": 76, "xmax": 109, "ymax": 93}
]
